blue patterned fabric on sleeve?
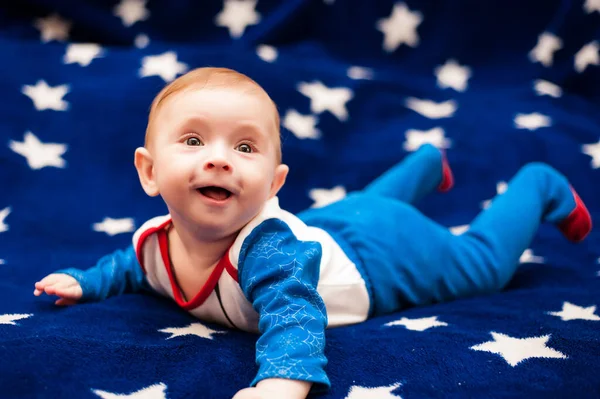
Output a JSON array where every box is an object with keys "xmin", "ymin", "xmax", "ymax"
[
  {"xmin": 56, "ymin": 244, "xmax": 150, "ymax": 302},
  {"xmin": 238, "ymin": 218, "xmax": 330, "ymax": 392}
]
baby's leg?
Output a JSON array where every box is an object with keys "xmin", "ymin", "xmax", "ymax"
[
  {"xmin": 362, "ymin": 143, "xmax": 453, "ymax": 204},
  {"xmin": 365, "ymin": 163, "xmax": 591, "ymax": 315},
  {"xmin": 443, "ymin": 163, "xmax": 591, "ymax": 299}
]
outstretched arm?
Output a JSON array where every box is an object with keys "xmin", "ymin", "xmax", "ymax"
[
  {"xmin": 35, "ymin": 244, "xmax": 150, "ymax": 303},
  {"xmin": 237, "ymin": 219, "xmax": 330, "ymax": 398}
]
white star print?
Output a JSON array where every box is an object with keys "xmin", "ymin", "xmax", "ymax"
[
  {"xmin": 0, "ymin": 259, "xmax": 4, "ymax": 265},
  {"xmin": 584, "ymin": 0, "xmax": 600, "ymax": 13},
  {"xmin": 92, "ymin": 217, "xmax": 135, "ymax": 236},
  {"xmin": 520, "ymin": 249, "xmax": 544, "ymax": 264},
  {"xmin": 471, "ymin": 332, "xmax": 567, "ymax": 366},
  {"xmin": 582, "ymin": 140, "xmax": 600, "ymax": 169},
  {"xmin": 158, "ymin": 322, "xmax": 226, "ymax": 340},
  {"xmin": 0, "ymin": 207, "xmax": 10, "ymax": 233},
  {"xmin": 450, "ymin": 224, "xmax": 469, "ymax": 235},
  {"xmin": 529, "ymin": 32, "xmax": 562, "ymax": 67},
  {"xmin": 514, "ymin": 112, "xmax": 552, "ymax": 130},
  {"xmin": 345, "ymin": 383, "xmax": 402, "ymax": 399},
  {"xmin": 574, "ymin": 41, "xmax": 599, "ymax": 73},
  {"xmin": 92, "ymin": 383, "xmax": 167, "ymax": 399},
  {"xmin": 434, "ymin": 59, "xmax": 471, "ymax": 92},
  {"xmin": 22, "ymin": 80, "xmax": 69, "ymax": 111},
  {"xmin": 403, "ymin": 127, "xmax": 452, "ymax": 152},
  {"xmin": 113, "ymin": 0, "xmax": 150, "ymax": 27},
  {"xmin": 347, "ymin": 66, "xmax": 374, "ymax": 80},
  {"xmin": 309, "ymin": 186, "xmax": 346, "ymax": 208},
  {"xmin": 9, "ymin": 131, "xmax": 67, "ymax": 170},
  {"xmin": 33, "ymin": 13, "xmax": 71, "ymax": 43},
  {"xmin": 376, "ymin": 2, "xmax": 422, "ymax": 52},
  {"xmin": 282, "ymin": 109, "xmax": 320, "ymax": 139},
  {"xmin": 481, "ymin": 181, "xmax": 507, "ymax": 209},
  {"xmin": 139, "ymin": 52, "xmax": 188, "ymax": 82},
  {"xmin": 215, "ymin": 0, "xmax": 261, "ymax": 39},
  {"xmin": 134, "ymin": 34, "xmax": 150, "ymax": 49},
  {"xmin": 547, "ymin": 302, "xmax": 600, "ymax": 321},
  {"xmin": 256, "ymin": 44, "xmax": 278, "ymax": 62},
  {"xmin": 64, "ymin": 43, "xmax": 105, "ymax": 67},
  {"xmin": 384, "ymin": 316, "xmax": 448, "ymax": 331},
  {"xmin": 297, "ymin": 81, "xmax": 353, "ymax": 121},
  {"xmin": 0, "ymin": 314, "xmax": 32, "ymax": 325},
  {"xmin": 533, "ymin": 80, "xmax": 562, "ymax": 98},
  {"xmin": 405, "ymin": 98, "xmax": 457, "ymax": 119}
]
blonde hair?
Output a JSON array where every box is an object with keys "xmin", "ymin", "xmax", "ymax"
[{"xmin": 144, "ymin": 67, "xmax": 282, "ymax": 163}]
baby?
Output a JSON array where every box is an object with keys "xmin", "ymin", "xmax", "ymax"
[{"xmin": 33, "ymin": 67, "xmax": 592, "ymax": 399}]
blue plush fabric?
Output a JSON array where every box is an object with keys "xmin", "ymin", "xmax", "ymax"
[{"xmin": 0, "ymin": 1, "xmax": 599, "ymax": 398}]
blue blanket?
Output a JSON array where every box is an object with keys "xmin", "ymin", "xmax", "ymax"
[{"xmin": 1, "ymin": 1, "xmax": 599, "ymax": 398}]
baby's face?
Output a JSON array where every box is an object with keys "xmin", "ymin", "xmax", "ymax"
[{"xmin": 147, "ymin": 86, "xmax": 286, "ymax": 238}]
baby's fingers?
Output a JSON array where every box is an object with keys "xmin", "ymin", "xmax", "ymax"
[
  {"xmin": 53, "ymin": 285, "xmax": 82, "ymax": 300},
  {"xmin": 34, "ymin": 274, "xmax": 63, "ymax": 292}
]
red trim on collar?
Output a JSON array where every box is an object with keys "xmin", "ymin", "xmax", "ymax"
[
  {"xmin": 156, "ymin": 228, "xmax": 237, "ymax": 310},
  {"xmin": 134, "ymin": 217, "xmax": 173, "ymax": 274}
]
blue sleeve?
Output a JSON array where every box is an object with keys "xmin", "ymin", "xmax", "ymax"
[
  {"xmin": 238, "ymin": 218, "xmax": 330, "ymax": 392},
  {"xmin": 55, "ymin": 244, "xmax": 151, "ymax": 302}
]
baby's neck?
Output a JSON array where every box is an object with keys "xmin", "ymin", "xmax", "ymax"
[{"xmin": 168, "ymin": 221, "xmax": 237, "ymax": 273}]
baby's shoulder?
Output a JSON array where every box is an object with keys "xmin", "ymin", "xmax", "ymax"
[{"xmin": 132, "ymin": 214, "xmax": 171, "ymax": 249}]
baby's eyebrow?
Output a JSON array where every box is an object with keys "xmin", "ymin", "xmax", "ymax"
[{"xmin": 233, "ymin": 121, "xmax": 268, "ymax": 140}]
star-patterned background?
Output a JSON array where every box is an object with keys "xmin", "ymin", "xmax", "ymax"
[{"xmin": 1, "ymin": 0, "xmax": 599, "ymax": 398}]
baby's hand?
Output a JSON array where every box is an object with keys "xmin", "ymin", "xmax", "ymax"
[{"xmin": 33, "ymin": 274, "xmax": 83, "ymax": 306}]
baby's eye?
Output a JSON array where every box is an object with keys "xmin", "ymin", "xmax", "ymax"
[
  {"xmin": 236, "ymin": 143, "xmax": 253, "ymax": 153},
  {"xmin": 186, "ymin": 137, "xmax": 203, "ymax": 146}
]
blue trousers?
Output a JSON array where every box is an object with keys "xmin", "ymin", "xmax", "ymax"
[{"xmin": 297, "ymin": 144, "xmax": 577, "ymax": 317}]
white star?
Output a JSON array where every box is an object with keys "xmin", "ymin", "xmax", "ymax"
[
  {"xmin": 584, "ymin": 0, "xmax": 600, "ymax": 13},
  {"xmin": 384, "ymin": 316, "xmax": 448, "ymax": 331},
  {"xmin": 471, "ymin": 332, "xmax": 567, "ymax": 367},
  {"xmin": 0, "ymin": 259, "xmax": 4, "ymax": 265},
  {"xmin": 256, "ymin": 44, "xmax": 278, "ymax": 62},
  {"xmin": 403, "ymin": 127, "xmax": 452, "ymax": 152},
  {"xmin": 22, "ymin": 80, "xmax": 69, "ymax": 111},
  {"xmin": 92, "ymin": 383, "xmax": 167, "ymax": 399},
  {"xmin": 93, "ymin": 217, "xmax": 135, "ymax": 236},
  {"xmin": 282, "ymin": 109, "xmax": 320, "ymax": 140},
  {"xmin": 520, "ymin": 249, "xmax": 544, "ymax": 264},
  {"xmin": 113, "ymin": 0, "xmax": 150, "ymax": 27},
  {"xmin": 309, "ymin": 186, "xmax": 346, "ymax": 208},
  {"xmin": 158, "ymin": 322, "xmax": 226, "ymax": 340},
  {"xmin": 134, "ymin": 34, "xmax": 150, "ymax": 49},
  {"xmin": 529, "ymin": 32, "xmax": 562, "ymax": 67},
  {"xmin": 574, "ymin": 41, "xmax": 599, "ymax": 73},
  {"xmin": 347, "ymin": 66, "xmax": 374, "ymax": 80},
  {"xmin": 0, "ymin": 314, "xmax": 32, "ymax": 325},
  {"xmin": 450, "ymin": 224, "xmax": 469, "ymax": 235},
  {"xmin": 481, "ymin": 181, "xmax": 507, "ymax": 209},
  {"xmin": 582, "ymin": 140, "xmax": 600, "ymax": 169},
  {"xmin": 533, "ymin": 80, "xmax": 562, "ymax": 98},
  {"xmin": 434, "ymin": 59, "xmax": 471, "ymax": 92},
  {"xmin": 9, "ymin": 131, "xmax": 67, "ymax": 170},
  {"xmin": 0, "ymin": 207, "xmax": 10, "ymax": 233},
  {"xmin": 514, "ymin": 112, "xmax": 552, "ymax": 130},
  {"xmin": 297, "ymin": 81, "xmax": 353, "ymax": 121},
  {"xmin": 376, "ymin": 2, "xmax": 422, "ymax": 52},
  {"xmin": 33, "ymin": 13, "xmax": 71, "ymax": 43},
  {"xmin": 139, "ymin": 52, "xmax": 188, "ymax": 83},
  {"xmin": 215, "ymin": 0, "xmax": 261, "ymax": 39},
  {"xmin": 405, "ymin": 98, "xmax": 457, "ymax": 119},
  {"xmin": 345, "ymin": 383, "xmax": 402, "ymax": 399},
  {"xmin": 547, "ymin": 302, "xmax": 600, "ymax": 321},
  {"xmin": 63, "ymin": 43, "xmax": 104, "ymax": 67}
]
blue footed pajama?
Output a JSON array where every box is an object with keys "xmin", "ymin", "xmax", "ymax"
[{"xmin": 297, "ymin": 144, "xmax": 581, "ymax": 317}]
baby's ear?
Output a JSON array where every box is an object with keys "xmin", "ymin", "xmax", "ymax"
[
  {"xmin": 269, "ymin": 163, "xmax": 289, "ymax": 199},
  {"xmin": 134, "ymin": 147, "xmax": 160, "ymax": 197}
]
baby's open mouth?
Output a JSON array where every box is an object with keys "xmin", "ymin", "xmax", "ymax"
[{"xmin": 197, "ymin": 186, "xmax": 232, "ymax": 201}]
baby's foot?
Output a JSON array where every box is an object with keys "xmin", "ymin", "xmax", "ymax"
[
  {"xmin": 438, "ymin": 150, "xmax": 454, "ymax": 192},
  {"xmin": 557, "ymin": 187, "xmax": 592, "ymax": 242}
]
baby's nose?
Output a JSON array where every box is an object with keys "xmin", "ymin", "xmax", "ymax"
[{"xmin": 204, "ymin": 157, "xmax": 232, "ymax": 172}]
